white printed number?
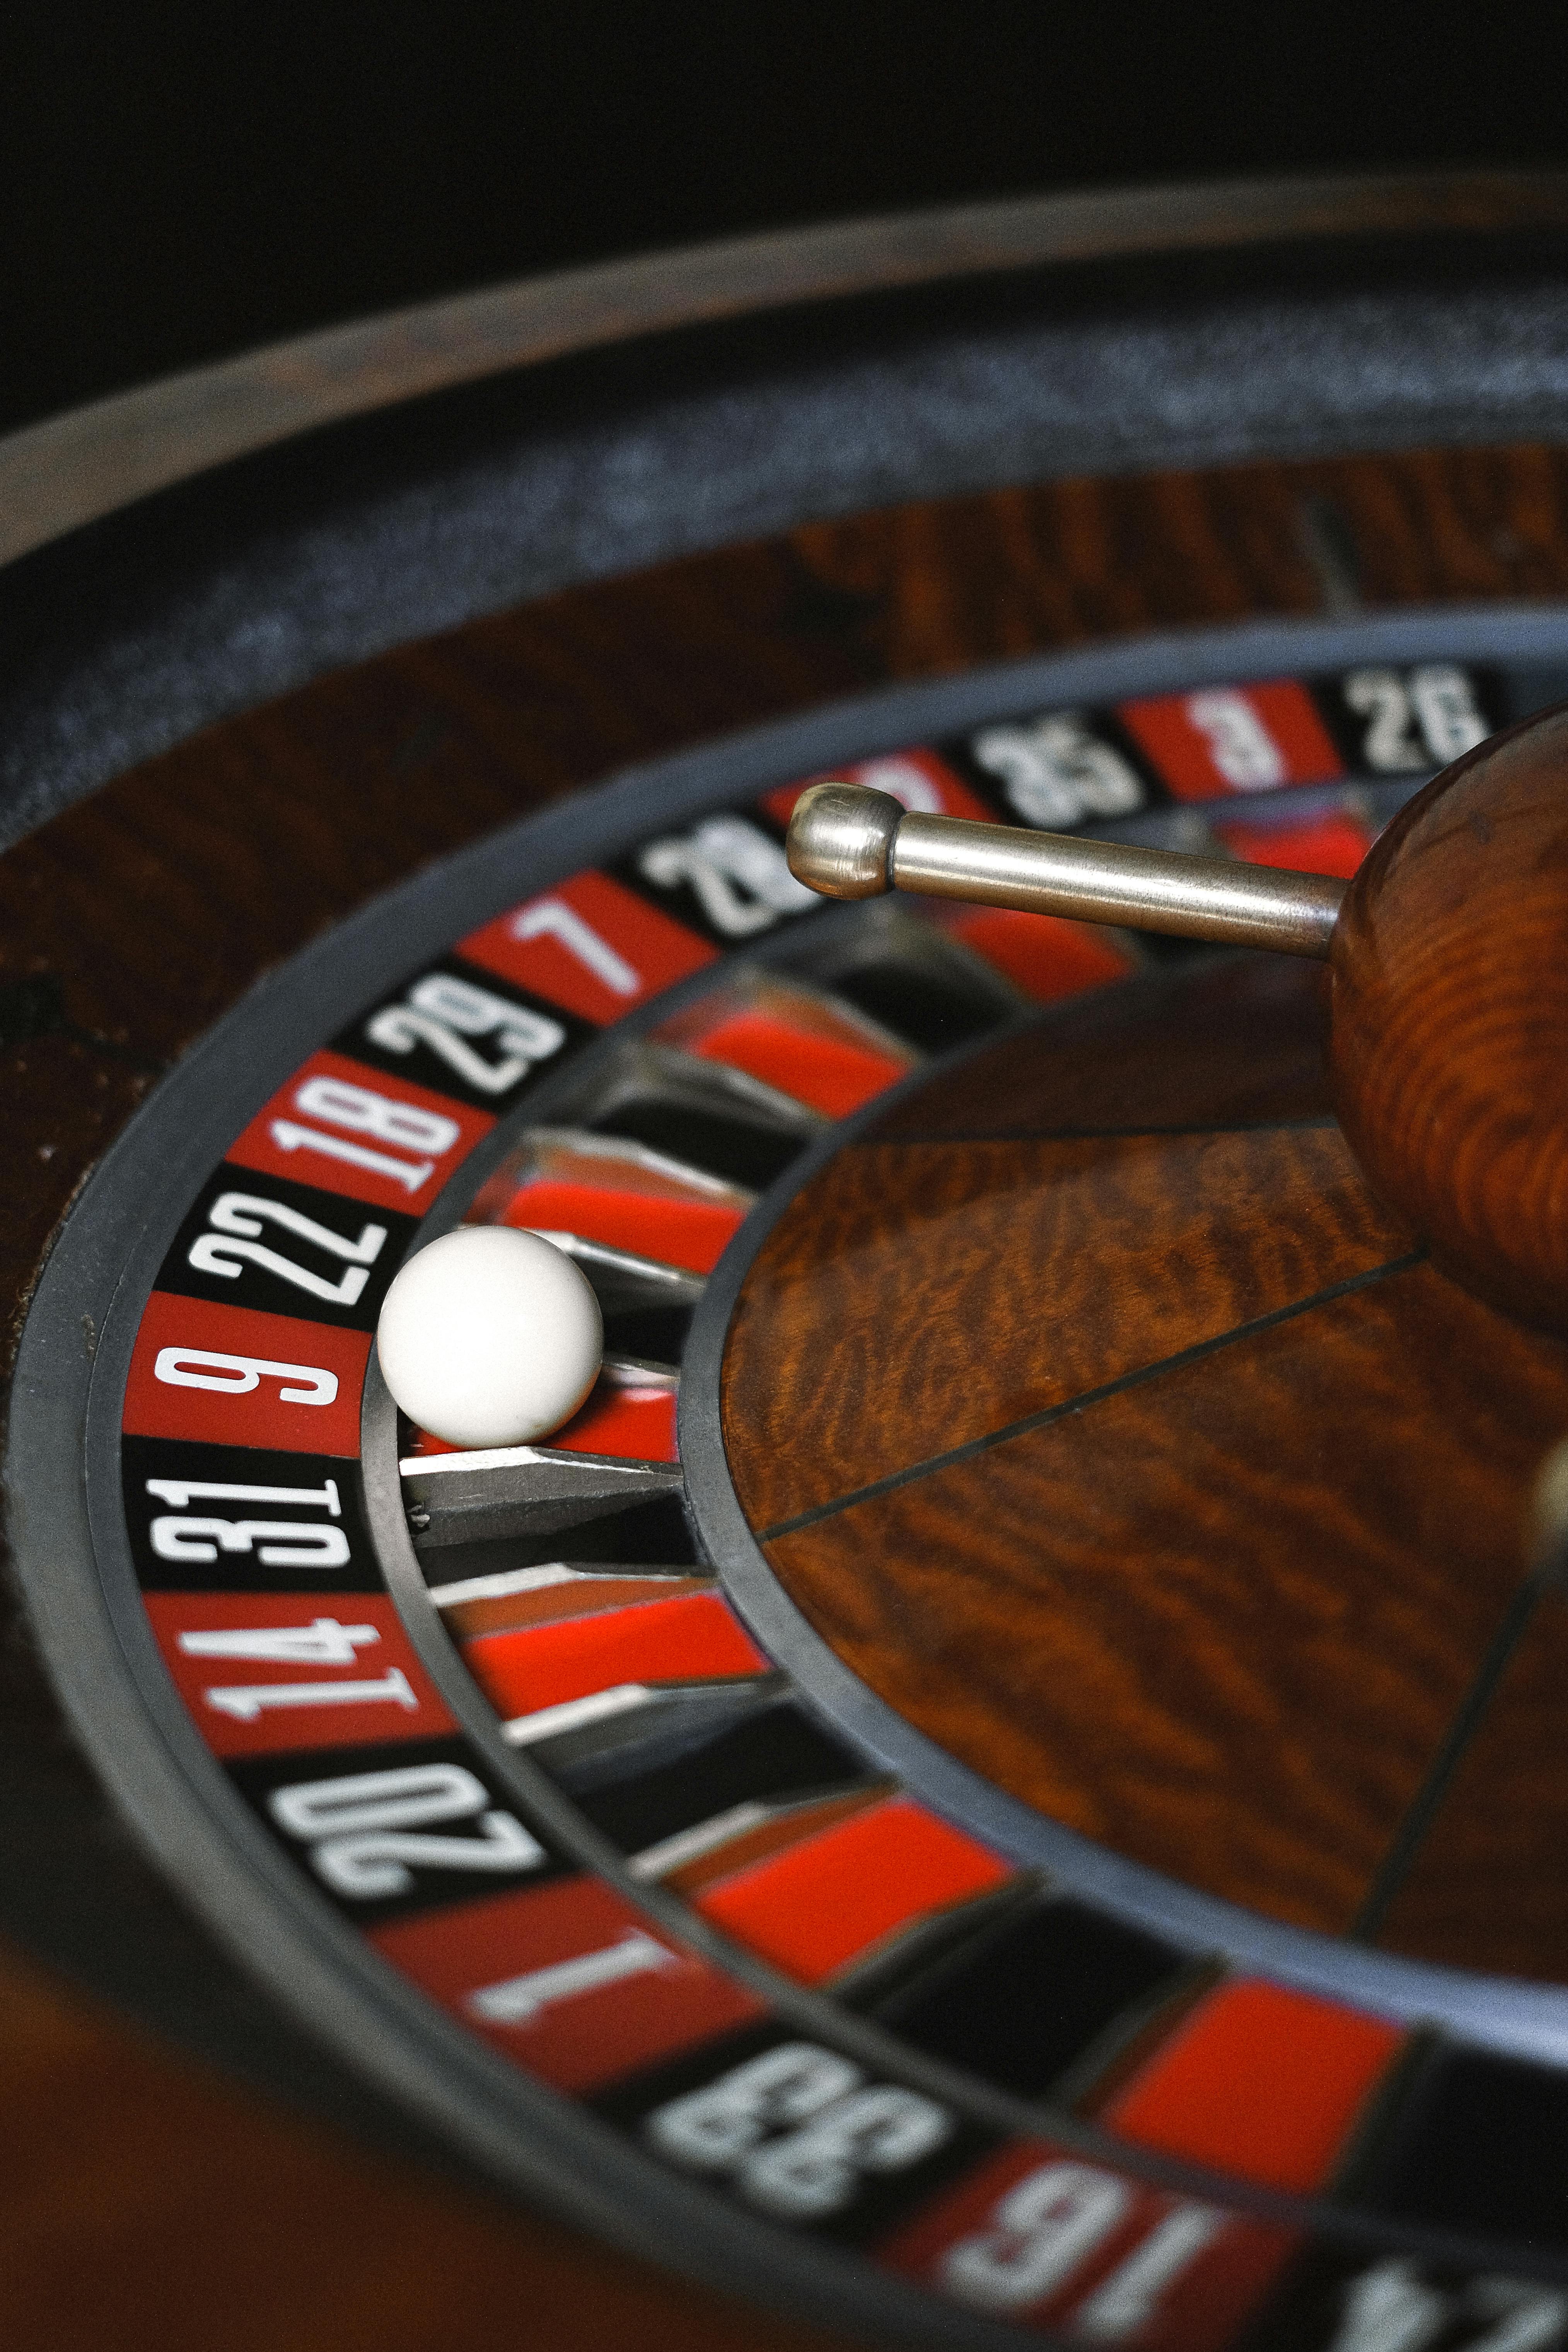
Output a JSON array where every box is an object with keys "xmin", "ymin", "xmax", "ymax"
[
  {"xmin": 269, "ymin": 1762, "xmax": 546, "ymax": 1898},
  {"xmin": 145, "ymin": 1471, "xmax": 349, "ymax": 1571},
  {"xmin": 179, "ymin": 1617, "xmax": 417, "ymax": 1726},
  {"xmin": 646, "ymin": 2043, "xmax": 951, "ymax": 2221},
  {"xmin": 940, "ymin": 2161, "xmax": 1220, "ymax": 2337},
  {"xmin": 638, "ymin": 817, "xmax": 815, "ymax": 938},
  {"xmin": 366, "ymin": 972, "xmax": 565, "ymax": 1096},
  {"xmin": 1343, "ymin": 666, "xmax": 1489, "ymax": 772},
  {"xmin": 508, "ymin": 899, "xmax": 641, "ymax": 997},
  {"xmin": 188, "ymin": 1192, "xmax": 387, "ymax": 1306},
  {"xmin": 154, "ymin": 1347, "xmax": 338, "ymax": 1406},
  {"xmin": 269, "ymin": 1074, "xmax": 461, "ymax": 1196},
  {"xmin": 968, "ymin": 712, "xmax": 1145, "ymax": 829},
  {"xmin": 1184, "ymin": 690, "xmax": 1286, "ymax": 790},
  {"xmin": 1325, "ymin": 2261, "xmax": 1567, "ymax": 2352}
]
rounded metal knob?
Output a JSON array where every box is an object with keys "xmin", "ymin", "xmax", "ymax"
[{"xmin": 785, "ymin": 781, "xmax": 903, "ymax": 899}]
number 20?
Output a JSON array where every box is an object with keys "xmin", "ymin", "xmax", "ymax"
[{"xmin": 269, "ymin": 1763, "xmax": 545, "ymax": 1898}]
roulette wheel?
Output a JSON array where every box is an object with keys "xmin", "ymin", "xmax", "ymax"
[{"xmin": 14, "ymin": 171, "xmax": 1568, "ymax": 2349}]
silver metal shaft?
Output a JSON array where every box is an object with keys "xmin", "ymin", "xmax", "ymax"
[{"xmin": 786, "ymin": 782, "xmax": 1346, "ymax": 960}]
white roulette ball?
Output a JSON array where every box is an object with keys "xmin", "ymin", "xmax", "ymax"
[{"xmin": 375, "ymin": 1225, "xmax": 602, "ymax": 1448}]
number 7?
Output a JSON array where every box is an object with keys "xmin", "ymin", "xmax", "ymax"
[{"xmin": 511, "ymin": 898, "xmax": 640, "ymax": 995}]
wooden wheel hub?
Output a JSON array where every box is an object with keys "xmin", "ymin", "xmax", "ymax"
[{"xmin": 721, "ymin": 954, "xmax": 1568, "ymax": 1968}]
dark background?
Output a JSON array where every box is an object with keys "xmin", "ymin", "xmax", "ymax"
[{"xmin": 6, "ymin": 0, "xmax": 1568, "ymax": 439}]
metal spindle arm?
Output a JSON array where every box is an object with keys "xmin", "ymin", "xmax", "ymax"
[{"xmin": 785, "ymin": 782, "xmax": 1346, "ymax": 959}]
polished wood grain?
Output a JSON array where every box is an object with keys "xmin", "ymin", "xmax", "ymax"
[
  {"xmin": 1331, "ymin": 703, "xmax": 1568, "ymax": 1330},
  {"xmin": 724, "ymin": 1065, "xmax": 1411, "ymax": 1527},
  {"xmin": 727, "ymin": 956, "xmax": 1568, "ymax": 1941},
  {"xmin": 794, "ymin": 442, "xmax": 1568, "ymax": 674},
  {"xmin": 758, "ymin": 1264, "xmax": 1568, "ymax": 1939},
  {"xmin": 9, "ymin": 440, "xmax": 1568, "ymax": 2342},
  {"xmin": 1373, "ymin": 1594, "xmax": 1568, "ymax": 1974}
]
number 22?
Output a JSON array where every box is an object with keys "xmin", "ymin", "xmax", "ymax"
[{"xmin": 189, "ymin": 1193, "xmax": 387, "ymax": 1305}]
